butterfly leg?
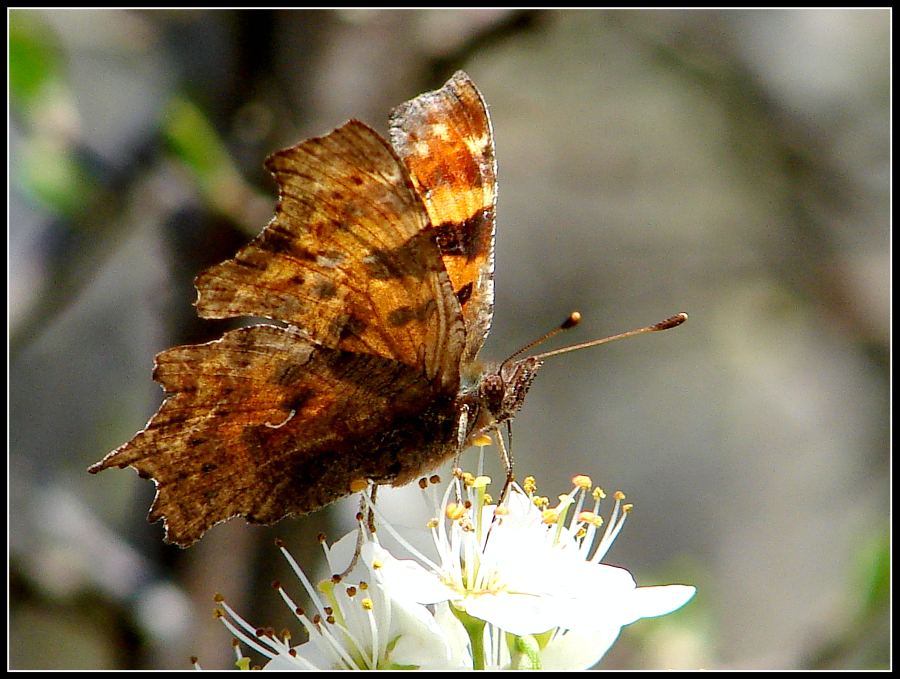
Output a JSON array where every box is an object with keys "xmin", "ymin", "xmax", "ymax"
[
  {"xmin": 337, "ymin": 483, "xmax": 379, "ymax": 579},
  {"xmin": 495, "ymin": 420, "xmax": 515, "ymax": 508}
]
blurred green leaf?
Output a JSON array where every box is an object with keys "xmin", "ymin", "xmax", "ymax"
[
  {"xmin": 9, "ymin": 10, "xmax": 64, "ymax": 109},
  {"xmin": 161, "ymin": 95, "xmax": 266, "ymax": 231},
  {"xmin": 856, "ymin": 528, "xmax": 888, "ymax": 618},
  {"xmin": 19, "ymin": 138, "xmax": 98, "ymax": 217},
  {"xmin": 162, "ymin": 96, "xmax": 241, "ymax": 196}
]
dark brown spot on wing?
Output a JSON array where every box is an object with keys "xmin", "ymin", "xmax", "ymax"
[
  {"xmin": 433, "ymin": 208, "xmax": 491, "ymax": 261},
  {"xmin": 388, "ymin": 299, "xmax": 437, "ymax": 327},
  {"xmin": 455, "ymin": 281, "xmax": 473, "ymax": 307}
]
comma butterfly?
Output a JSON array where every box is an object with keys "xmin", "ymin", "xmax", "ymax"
[{"xmin": 89, "ymin": 72, "xmax": 686, "ymax": 547}]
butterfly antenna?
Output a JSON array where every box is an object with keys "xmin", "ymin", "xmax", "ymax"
[
  {"xmin": 499, "ymin": 311, "xmax": 583, "ymax": 374},
  {"xmin": 530, "ymin": 312, "xmax": 688, "ymax": 361}
]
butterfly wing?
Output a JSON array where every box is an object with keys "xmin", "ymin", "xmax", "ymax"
[
  {"xmin": 389, "ymin": 71, "xmax": 497, "ymax": 364},
  {"xmin": 195, "ymin": 120, "xmax": 465, "ymax": 388},
  {"xmin": 89, "ymin": 325, "xmax": 460, "ymax": 546}
]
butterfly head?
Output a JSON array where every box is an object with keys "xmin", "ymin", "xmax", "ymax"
[{"xmin": 480, "ymin": 356, "xmax": 544, "ymax": 426}]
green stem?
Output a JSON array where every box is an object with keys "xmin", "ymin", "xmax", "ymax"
[
  {"xmin": 453, "ymin": 606, "xmax": 488, "ymax": 670},
  {"xmin": 510, "ymin": 633, "xmax": 542, "ymax": 670}
]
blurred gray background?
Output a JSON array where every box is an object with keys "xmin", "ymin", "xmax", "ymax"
[{"xmin": 9, "ymin": 9, "xmax": 889, "ymax": 670}]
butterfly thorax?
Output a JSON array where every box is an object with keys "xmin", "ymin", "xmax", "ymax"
[{"xmin": 457, "ymin": 356, "xmax": 545, "ymax": 445}]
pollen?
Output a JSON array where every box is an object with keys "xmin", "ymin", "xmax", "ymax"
[
  {"xmin": 614, "ymin": 490, "xmax": 626, "ymax": 501},
  {"xmin": 592, "ymin": 487, "xmax": 606, "ymax": 501},
  {"xmin": 472, "ymin": 433, "xmax": 492, "ymax": 447},
  {"xmin": 361, "ymin": 598, "xmax": 374, "ymax": 611},
  {"xmin": 349, "ymin": 478, "xmax": 369, "ymax": 493},
  {"xmin": 541, "ymin": 509, "xmax": 559, "ymax": 524},
  {"xmin": 577, "ymin": 511, "xmax": 603, "ymax": 527},
  {"xmin": 572, "ymin": 474, "xmax": 592, "ymax": 489},
  {"xmin": 532, "ymin": 495, "xmax": 550, "ymax": 509},
  {"xmin": 446, "ymin": 502, "xmax": 467, "ymax": 520}
]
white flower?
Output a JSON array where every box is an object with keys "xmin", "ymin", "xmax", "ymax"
[
  {"xmin": 364, "ymin": 471, "xmax": 696, "ymax": 669},
  {"xmin": 209, "ymin": 470, "xmax": 695, "ymax": 670},
  {"xmin": 213, "ymin": 532, "xmax": 469, "ymax": 670}
]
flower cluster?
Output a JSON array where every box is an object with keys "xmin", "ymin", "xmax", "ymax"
[{"xmin": 210, "ymin": 471, "xmax": 695, "ymax": 670}]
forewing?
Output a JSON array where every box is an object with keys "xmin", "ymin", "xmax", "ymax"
[
  {"xmin": 389, "ymin": 71, "xmax": 497, "ymax": 363},
  {"xmin": 89, "ymin": 325, "xmax": 460, "ymax": 547},
  {"xmin": 195, "ymin": 120, "xmax": 464, "ymax": 386}
]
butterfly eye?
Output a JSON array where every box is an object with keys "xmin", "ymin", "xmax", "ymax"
[{"xmin": 481, "ymin": 373, "xmax": 506, "ymax": 414}]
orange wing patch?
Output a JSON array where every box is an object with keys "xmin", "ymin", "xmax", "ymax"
[{"xmin": 389, "ymin": 71, "xmax": 497, "ymax": 363}]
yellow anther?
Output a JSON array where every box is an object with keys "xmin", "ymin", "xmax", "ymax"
[
  {"xmin": 371, "ymin": 559, "xmax": 382, "ymax": 570},
  {"xmin": 572, "ymin": 474, "xmax": 592, "ymax": 489},
  {"xmin": 462, "ymin": 472, "xmax": 476, "ymax": 486},
  {"xmin": 532, "ymin": 495, "xmax": 550, "ymax": 509},
  {"xmin": 523, "ymin": 476, "xmax": 537, "ymax": 494},
  {"xmin": 472, "ymin": 433, "xmax": 492, "ymax": 447},
  {"xmin": 349, "ymin": 478, "xmax": 369, "ymax": 493},
  {"xmin": 592, "ymin": 487, "xmax": 606, "ymax": 501},
  {"xmin": 622, "ymin": 503, "xmax": 633, "ymax": 513},
  {"xmin": 483, "ymin": 493, "xmax": 493, "ymax": 505},
  {"xmin": 494, "ymin": 505, "xmax": 509, "ymax": 517},
  {"xmin": 446, "ymin": 502, "xmax": 467, "ymax": 520},
  {"xmin": 426, "ymin": 517, "xmax": 439, "ymax": 529},
  {"xmin": 577, "ymin": 511, "xmax": 603, "ymax": 527},
  {"xmin": 542, "ymin": 509, "xmax": 559, "ymax": 524},
  {"xmin": 361, "ymin": 598, "xmax": 374, "ymax": 611},
  {"xmin": 614, "ymin": 490, "xmax": 626, "ymax": 501}
]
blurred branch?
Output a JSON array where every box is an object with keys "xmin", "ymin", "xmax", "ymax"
[{"xmin": 424, "ymin": 10, "xmax": 548, "ymax": 84}]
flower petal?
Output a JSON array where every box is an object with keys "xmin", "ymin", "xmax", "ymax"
[
  {"xmin": 363, "ymin": 542, "xmax": 456, "ymax": 605},
  {"xmin": 539, "ymin": 627, "xmax": 623, "ymax": 670},
  {"xmin": 620, "ymin": 584, "xmax": 697, "ymax": 626}
]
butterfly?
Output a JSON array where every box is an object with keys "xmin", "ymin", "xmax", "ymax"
[{"xmin": 89, "ymin": 71, "xmax": 686, "ymax": 547}]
